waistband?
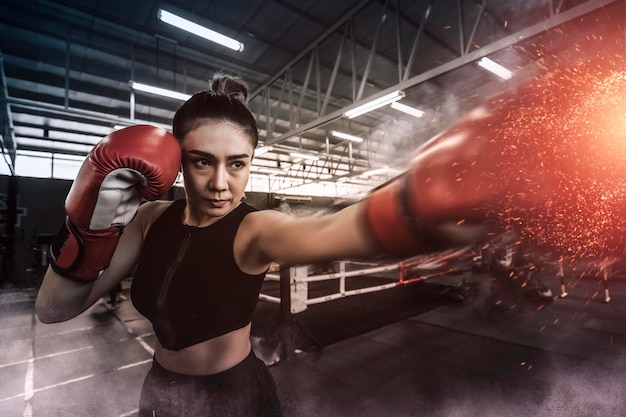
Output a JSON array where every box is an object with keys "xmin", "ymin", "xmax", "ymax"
[{"xmin": 151, "ymin": 349, "xmax": 259, "ymax": 381}]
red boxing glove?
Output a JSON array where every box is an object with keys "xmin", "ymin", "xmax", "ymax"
[
  {"xmin": 50, "ymin": 125, "xmax": 181, "ymax": 281},
  {"xmin": 363, "ymin": 104, "xmax": 513, "ymax": 257},
  {"xmin": 363, "ymin": 59, "xmax": 626, "ymax": 258}
]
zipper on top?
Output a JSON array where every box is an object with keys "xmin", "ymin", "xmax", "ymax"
[{"xmin": 157, "ymin": 230, "xmax": 192, "ymax": 312}]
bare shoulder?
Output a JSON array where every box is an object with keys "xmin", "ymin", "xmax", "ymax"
[
  {"xmin": 236, "ymin": 209, "xmax": 292, "ymax": 271},
  {"xmin": 237, "ymin": 209, "xmax": 291, "ymax": 250},
  {"xmin": 140, "ymin": 199, "xmax": 173, "ymax": 216},
  {"xmin": 134, "ymin": 200, "xmax": 175, "ymax": 231},
  {"xmin": 242, "ymin": 209, "xmax": 292, "ymax": 233}
]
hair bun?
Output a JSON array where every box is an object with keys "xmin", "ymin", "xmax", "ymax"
[{"xmin": 210, "ymin": 72, "xmax": 249, "ymax": 105}]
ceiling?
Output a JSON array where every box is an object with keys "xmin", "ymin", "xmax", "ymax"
[{"xmin": 0, "ymin": 0, "xmax": 624, "ymax": 196}]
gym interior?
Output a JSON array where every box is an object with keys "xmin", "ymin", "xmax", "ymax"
[{"xmin": 2, "ymin": 1, "xmax": 626, "ymax": 416}]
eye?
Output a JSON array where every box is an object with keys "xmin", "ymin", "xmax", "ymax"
[
  {"xmin": 193, "ymin": 158, "xmax": 211, "ymax": 167},
  {"xmin": 231, "ymin": 160, "xmax": 246, "ymax": 169}
]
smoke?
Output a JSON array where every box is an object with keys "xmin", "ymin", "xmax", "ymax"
[
  {"xmin": 417, "ymin": 261, "xmax": 626, "ymax": 417},
  {"xmin": 430, "ymin": 353, "xmax": 626, "ymax": 417},
  {"xmin": 538, "ymin": 362, "xmax": 626, "ymax": 417}
]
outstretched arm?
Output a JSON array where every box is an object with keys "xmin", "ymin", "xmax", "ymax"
[
  {"xmin": 252, "ymin": 197, "xmax": 491, "ymax": 268},
  {"xmin": 253, "ymin": 59, "xmax": 621, "ymax": 270},
  {"xmin": 252, "ymin": 203, "xmax": 377, "ymax": 267}
]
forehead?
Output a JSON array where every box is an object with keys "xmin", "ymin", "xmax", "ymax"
[{"xmin": 182, "ymin": 121, "xmax": 254, "ymax": 154}]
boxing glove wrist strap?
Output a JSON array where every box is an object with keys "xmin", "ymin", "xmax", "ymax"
[
  {"xmin": 365, "ymin": 175, "xmax": 450, "ymax": 257},
  {"xmin": 397, "ymin": 174, "xmax": 449, "ymax": 250},
  {"xmin": 50, "ymin": 217, "xmax": 121, "ymax": 282}
]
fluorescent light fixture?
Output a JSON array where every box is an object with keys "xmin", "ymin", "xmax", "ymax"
[
  {"xmin": 158, "ymin": 9, "xmax": 244, "ymax": 52},
  {"xmin": 131, "ymin": 82, "xmax": 191, "ymax": 101},
  {"xmin": 114, "ymin": 122, "xmax": 172, "ymax": 132},
  {"xmin": 252, "ymin": 167, "xmax": 284, "ymax": 175},
  {"xmin": 362, "ymin": 166, "xmax": 399, "ymax": 177},
  {"xmin": 478, "ymin": 57, "xmax": 513, "ymax": 80},
  {"xmin": 330, "ymin": 130, "xmax": 363, "ymax": 143},
  {"xmin": 254, "ymin": 146, "xmax": 272, "ymax": 156},
  {"xmin": 390, "ymin": 102, "xmax": 425, "ymax": 118},
  {"xmin": 344, "ymin": 90, "xmax": 405, "ymax": 119},
  {"xmin": 290, "ymin": 152, "xmax": 320, "ymax": 161}
]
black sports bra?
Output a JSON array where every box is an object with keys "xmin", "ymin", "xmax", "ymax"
[{"xmin": 131, "ymin": 200, "xmax": 266, "ymax": 351}]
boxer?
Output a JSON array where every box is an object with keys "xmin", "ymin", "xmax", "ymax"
[{"xmin": 35, "ymin": 62, "xmax": 626, "ymax": 416}]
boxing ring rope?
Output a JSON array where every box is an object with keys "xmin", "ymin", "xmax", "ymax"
[{"xmin": 258, "ymin": 247, "xmax": 473, "ymax": 313}]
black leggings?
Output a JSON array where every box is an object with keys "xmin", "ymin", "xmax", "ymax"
[{"xmin": 139, "ymin": 350, "xmax": 282, "ymax": 417}]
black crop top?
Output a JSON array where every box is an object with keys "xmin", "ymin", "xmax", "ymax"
[{"xmin": 131, "ymin": 200, "xmax": 267, "ymax": 351}]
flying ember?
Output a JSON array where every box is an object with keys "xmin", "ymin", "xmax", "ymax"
[{"xmin": 487, "ymin": 63, "xmax": 626, "ymax": 260}]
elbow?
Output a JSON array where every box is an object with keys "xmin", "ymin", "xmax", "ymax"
[
  {"xmin": 36, "ymin": 312, "xmax": 61, "ymax": 324},
  {"xmin": 35, "ymin": 308, "xmax": 57, "ymax": 324},
  {"xmin": 35, "ymin": 309, "xmax": 73, "ymax": 324},
  {"xmin": 35, "ymin": 266, "xmax": 91, "ymax": 323},
  {"xmin": 35, "ymin": 297, "xmax": 75, "ymax": 324},
  {"xmin": 34, "ymin": 302, "xmax": 59, "ymax": 324}
]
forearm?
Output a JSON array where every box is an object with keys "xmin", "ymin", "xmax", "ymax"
[
  {"xmin": 35, "ymin": 126, "xmax": 179, "ymax": 322},
  {"xmin": 35, "ymin": 266, "xmax": 96, "ymax": 323},
  {"xmin": 324, "ymin": 203, "xmax": 379, "ymax": 260},
  {"xmin": 261, "ymin": 203, "xmax": 379, "ymax": 267}
]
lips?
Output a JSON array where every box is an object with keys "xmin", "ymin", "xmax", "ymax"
[{"xmin": 206, "ymin": 198, "xmax": 230, "ymax": 208}]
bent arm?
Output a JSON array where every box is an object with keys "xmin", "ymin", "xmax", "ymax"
[{"xmin": 35, "ymin": 203, "xmax": 150, "ymax": 323}]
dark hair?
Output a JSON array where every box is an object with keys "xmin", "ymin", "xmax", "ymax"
[{"xmin": 172, "ymin": 72, "xmax": 259, "ymax": 148}]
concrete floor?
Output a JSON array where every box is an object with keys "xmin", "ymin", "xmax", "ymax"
[{"xmin": 2, "ymin": 265, "xmax": 626, "ymax": 417}]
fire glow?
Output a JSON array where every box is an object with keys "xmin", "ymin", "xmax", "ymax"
[{"xmin": 489, "ymin": 64, "xmax": 626, "ymax": 261}]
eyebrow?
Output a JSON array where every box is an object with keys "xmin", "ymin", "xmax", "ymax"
[{"xmin": 188, "ymin": 150, "xmax": 251, "ymax": 160}]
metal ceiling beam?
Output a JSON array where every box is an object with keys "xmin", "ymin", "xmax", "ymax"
[
  {"xmin": 355, "ymin": 0, "xmax": 389, "ymax": 102},
  {"xmin": 250, "ymin": 0, "xmax": 372, "ymax": 100},
  {"xmin": 0, "ymin": 51, "xmax": 16, "ymax": 175},
  {"xmin": 1, "ymin": 0, "xmax": 620, "ymax": 194},
  {"xmin": 402, "ymin": 0, "xmax": 433, "ymax": 82},
  {"xmin": 266, "ymin": 0, "xmax": 618, "ymax": 147},
  {"xmin": 2, "ymin": 96, "xmax": 158, "ymax": 130},
  {"xmin": 257, "ymin": 0, "xmax": 500, "ymax": 146}
]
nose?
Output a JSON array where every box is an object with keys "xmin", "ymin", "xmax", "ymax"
[{"xmin": 209, "ymin": 164, "xmax": 228, "ymax": 191}]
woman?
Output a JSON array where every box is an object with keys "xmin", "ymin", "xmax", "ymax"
[
  {"xmin": 35, "ymin": 73, "xmax": 388, "ymax": 416},
  {"xmin": 36, "ymin": 57, "xmax": 626, "ymax": 415}
]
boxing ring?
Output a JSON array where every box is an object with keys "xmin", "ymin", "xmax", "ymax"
[
  {"xmin": 256, "ymin": 239, "xmax": 624, "ymax": 361},
  {"xmin": 258, "ymin": 247, "xmax": 474, "ymax": 315}
]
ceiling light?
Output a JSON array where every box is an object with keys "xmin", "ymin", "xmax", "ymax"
[
  {"xmin": 478, "ymin": 57, "xmax": 512, "ymax": 80},
  {"xmin": 330, "ymin": 130, "xmax": 363, "ymax": 143},
  {"xmin": 344, "ymin": 90, "xmax": 405, "ymax": 119},
  {"xmin": 252, "ymin": 167, "xmax": 284, "ymax": 175},
  {"xmin": 158, "ymin": 9, "xmax": 244, "ymax": 52},
  {"xmin": 362, "ymin": 166, "xmax": 399, "ymax": 177},
  {"xmin": 290, "ymin": 152, "xmax": 319, "ymax": 161},
  {"xmin": 114, "ymin": 122, "xmax": 172, "ymax": 132},
  {"xmin": 254, "ymin": 146, "xmax": 272, "ymax": 156},
  {"xmin": 130, "ymin": 81, "xmax": 191, "ymax": 101},
  {"xmin": 390, "ymin": 102, "xmax": 425, "ymax": 118}
]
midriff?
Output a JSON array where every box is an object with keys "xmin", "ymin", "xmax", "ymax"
[{"xmin": 154, "ymin": 323, "xmax": 252, "ymax": 375}]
